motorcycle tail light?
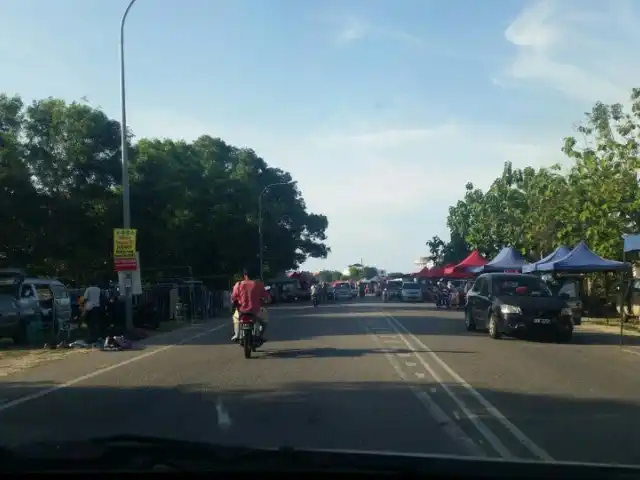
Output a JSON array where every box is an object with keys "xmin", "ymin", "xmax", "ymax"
[{"xmin": 239, "ymin": 315, "xmax": 254, "ymax": 324}]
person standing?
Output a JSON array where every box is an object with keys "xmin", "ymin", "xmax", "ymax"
[{"xmin": 83, "ymin": 280, "xmax": 102, "ymax": 341}]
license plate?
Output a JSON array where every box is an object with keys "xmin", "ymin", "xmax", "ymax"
[{"xmin": 533, "ymin": 318, "xmax": 551, "ymax": 324}]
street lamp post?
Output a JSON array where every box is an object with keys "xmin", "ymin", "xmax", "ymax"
[
  {"xmin": 258, "ymin": 181, "xmax": 296, "ymax": 280},
  {"xmin": 119, "ymin": 0, "xmax": 138, "ymax": 331}
]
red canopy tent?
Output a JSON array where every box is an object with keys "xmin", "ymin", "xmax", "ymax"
[
  {"xmin": 444, "ymin": 250, "xmax": 488, "ymax": 278},
  {"xmin": 415, "ymin": 267, "xmax": 431, "ymax": 278},
  {"xmin": 425, "ymin": 264, "xmax": 455, "ymax": 278}
]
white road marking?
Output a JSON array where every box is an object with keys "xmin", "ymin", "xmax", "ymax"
[
  {"xmin": 0, "ymin": 322, "xmax": 228, "ymax": 413},
  {"xmin": 415, "ymin": 372, "xmax": 425, "ymax": 379},
  {"xmin": 396, "ymin": 353, "xmax": 411, "ymax": 358},
  {"xmin": 385, "ymin": 314, "xmax": 554, "ymax": 462},
  {"xmin": 359, "ymin": 319, "xmax": 486, "ymax": 457},
  {"xmin": 381, "ymin": 315, "xmax": 514, "ymax": 459},
  {"xmin": 405, "ymin": 362, "xmax": 417, "ymax": 367},
  {"xmin": 622, "ymin": 348, "xmax": 640, "ymax": 357}
]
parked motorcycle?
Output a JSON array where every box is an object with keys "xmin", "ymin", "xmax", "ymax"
[{"xmin": 237, "ymin": 313, "xmax": 264, "ymax": 358}]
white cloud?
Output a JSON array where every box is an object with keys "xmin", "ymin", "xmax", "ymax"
[
  {"xmin": 500, "ymin": 0, "xmax": 640, "ymax": 104},
  {"xmin": 327, "ymin": 14, "xmax": 424, "ymax": 47},
  {"xmin": 334, "ymin": 17, "xmax": 370, "ymax": 44}
]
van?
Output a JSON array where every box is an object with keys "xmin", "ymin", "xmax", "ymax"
[{"xmin": 15, "ymin": 277, "xmax": 72, "ymax": 333}]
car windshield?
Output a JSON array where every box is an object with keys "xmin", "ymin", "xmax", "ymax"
[
  {"xmin": 492, "ymin": 276, "xmax": 552, "ymax": 297},
  {"xmin": 1, "ymin": 3, "xmax": 635, "ymax": 472}
]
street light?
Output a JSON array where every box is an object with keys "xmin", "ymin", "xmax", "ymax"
[
  {"xmin": 119, "ymin": 0, "xmax": 138, "ymax": 331},
  {"xmin": 258, "ymin": 181, "xmax": 296, "ymax": 280}
]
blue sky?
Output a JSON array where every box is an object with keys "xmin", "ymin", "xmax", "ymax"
[{"xmin": 3, "ymin": 0, "xmax": 639, "ymax": 273}]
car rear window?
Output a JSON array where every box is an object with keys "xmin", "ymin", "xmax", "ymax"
[
  {"xmin": 402, "ymin": 283, "xmax": 421, "ymax": 290},
  {"xmin": 493, "ymin": 277, "xmax": 551, "ymax": 297}
]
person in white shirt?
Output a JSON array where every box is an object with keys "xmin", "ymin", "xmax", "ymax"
[
  {"xmin": 83, "ymin": 284, "xmax": 101, "ymax": 312},
  {"xmin": 83, "ymin": 282, "xmax": 102, "ymax": 340}
]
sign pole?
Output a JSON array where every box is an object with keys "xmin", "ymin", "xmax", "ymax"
[{"xmin": 113, "ymin": 229, "xmax": 138, "ymax": 331}]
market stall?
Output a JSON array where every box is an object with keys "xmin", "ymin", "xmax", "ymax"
[{"xmin": 471, "ymin": 247, "xmax": 526, "ymax": 274}]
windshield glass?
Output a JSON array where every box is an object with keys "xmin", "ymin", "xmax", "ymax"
[
  {"xmin": 0, "ymin": 3, "xmax": 634, "ymax": 470},
  {"xmin": 493, "ymin": 276, "xmax": 552, "ymax": 297}
]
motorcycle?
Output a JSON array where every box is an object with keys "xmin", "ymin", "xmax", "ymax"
[
  {"xmin": 312, "ymin": 294, "xmax": 318, "ymax": 307},
  {"xmin": 237, "ymin": 312, "xmax": 264, "ymax": 359}
]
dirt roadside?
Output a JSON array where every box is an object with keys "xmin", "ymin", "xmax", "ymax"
[{"xmin": 0, "ymin": 320, "xmax": 190, "ymax": 378}]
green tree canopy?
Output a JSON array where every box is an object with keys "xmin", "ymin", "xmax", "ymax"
[
  {"xmin": 433, "ymin": 87, "xmax": 640, "ymax": 264},
  {"xmin": 0, "ymin": 94, "xmax": 329, "ymax": 281}
]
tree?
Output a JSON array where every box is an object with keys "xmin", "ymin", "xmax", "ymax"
[
  {"xmin": 315, "ymin": 270, "xmax": 342, "ymax": 282},
  {"xmin": 362, "ymin": 266, "xmax": 379, "ymax": 278},
  {"xmin": 426, "ymin": 236, "xmax": 446, "ymax": 264},
  {"xmin": 0, "ymin": 93, "xmax": 330, "ymax": 281},
  {"xmin": 434, "ymin": 87, "xmax": 640, "ymax": 265}
]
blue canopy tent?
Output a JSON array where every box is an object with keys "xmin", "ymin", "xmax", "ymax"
[
  {"xmin": 470, "ymin": 247, "xmax": 527, "ymax": 274},
  {"xmin": 536, "ymin": 241, "xmax": 629, "ymax": 273},
  {"xmin": 521, "ymin": 245, "xmax": 572, "ymax": 274}
]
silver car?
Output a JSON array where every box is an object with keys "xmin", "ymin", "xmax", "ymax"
[
  {"xmin": 334, "ymin": 284, "xmax": 352, "ymax": 301},
  {"xmin": 401, "ymin": 282, "xmax": 423, "ymax": 302}
]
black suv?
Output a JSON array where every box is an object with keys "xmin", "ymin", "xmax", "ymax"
[{"xmin": 464, "ymin": 273, "xmax": 574, "ymax": 343}]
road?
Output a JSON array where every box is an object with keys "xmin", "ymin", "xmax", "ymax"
[{"xmin": 1, "ymin": 296, "xmax": 640, "ymax": 466}]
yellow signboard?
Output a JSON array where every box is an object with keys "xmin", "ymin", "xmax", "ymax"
[{"xmin": 113, "ymin": 228, "xmax": 137, "ymax": 259}]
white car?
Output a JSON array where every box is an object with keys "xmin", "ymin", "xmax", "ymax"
[
  {"xmin": 334, "ymin": 284, "xmax": 353, "ymax": 301},
  {"xmin": 401, "ymin": 282, "xmax": 423, "ymax": 302}
]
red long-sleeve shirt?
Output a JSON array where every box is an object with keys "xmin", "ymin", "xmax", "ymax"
[{"xmin": 231, "ymin": 280, "xmax": 270, "ymax": 315}]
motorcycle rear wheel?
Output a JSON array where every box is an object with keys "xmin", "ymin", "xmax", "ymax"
[{"xmin": 243, "ymin": 331, "xmax": 252, "ymax": 358}]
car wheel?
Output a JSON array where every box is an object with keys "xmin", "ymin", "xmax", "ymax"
[
  {"xmin": 464, "ymin": 308, "xmax": 476, "ymax": 331},
  {"xmin": 488, "ymin": 313, "xmax": 501, "ymax": 339}
]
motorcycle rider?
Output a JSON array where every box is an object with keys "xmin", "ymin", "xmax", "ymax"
[{"xmin": 230, "ymin": 266, "xmax": 270, "ymax": 342}]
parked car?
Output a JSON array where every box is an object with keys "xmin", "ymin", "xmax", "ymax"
[
  {"xmin": 385, "ymin": 280, "xmax": 403, "ymax": 301},
  {"xmin": 401, "ymin": 282, "xmax": 423, "ymax": 302},
  {"xmin": 0, "ymin": 293, "xmax": 37, "ymax": 345},
  {"xmin": 326, "ymin": 286, "xmax": 335, "ymax": 300},
  {"xmin": 334, "ymin": 283, "xmax": 353, "ymax": 301},
  {"xmin": 464, "ymin": 273, "xmax": 574, "ymax": 343},
  {"xmin": 17, "ymin": 277, "xmax": 72, "ymax": 334}
]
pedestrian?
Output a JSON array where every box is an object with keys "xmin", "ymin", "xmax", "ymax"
[{"xmin": 83, "ymin": 280, "xmax": 102, "ymax": 341}]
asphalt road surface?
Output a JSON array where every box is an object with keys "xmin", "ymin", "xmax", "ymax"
[{"xmin": 1, "ymin": 296, "xmax": 640, "ymax": 466}]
